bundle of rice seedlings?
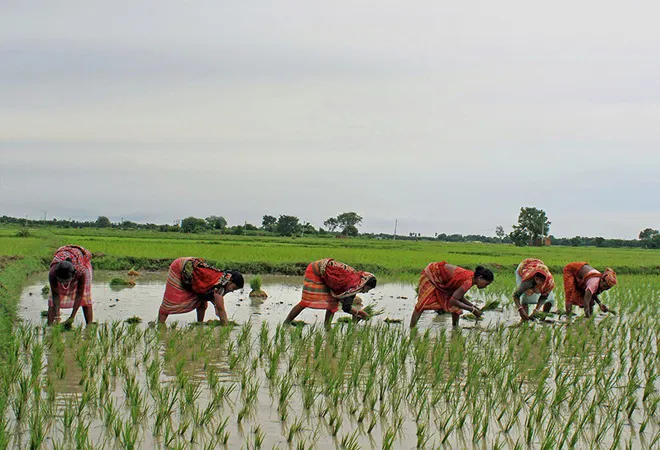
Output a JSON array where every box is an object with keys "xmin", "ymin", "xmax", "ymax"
[
  {"xmin": 362, "ymin": 303, "xmax": 385, "ymax": 318},
  {"xmin": 481, "ymin": 299, "xmax": 501, "ymax": 311},
  {"xmin": 384, "ymin": 318, "xmax": 403, "ymax": 324},
  {"xmin": 248, "ymin": 276, "xmax": 268, "ymax": 299},
  {"xmin": 110, "ymin": 278, "xmax": 136, "ymax": 287}
]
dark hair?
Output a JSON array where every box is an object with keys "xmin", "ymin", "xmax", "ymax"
[
  {"xmin": 474, "ymin": 266, "xmax": 494, "ymax": 282},
  {"xmin": 365, "ymin": 277, "xmax": 377, "ymax": 289},
  {"xmin": 55, "ymin": 261, "xmax": 75, "ymax": 280},
  {"xmin": 228, "ymin": 271, "xmax": 244, "ymax": 289}
]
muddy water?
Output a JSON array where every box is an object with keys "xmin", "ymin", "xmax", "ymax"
[{"xmin": 18, "ymin": 272, "xmax": 522, "ymax": 330}]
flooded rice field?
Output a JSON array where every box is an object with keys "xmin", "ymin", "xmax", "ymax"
[
  {"xmin": 9, "ymin": 273, "xmax": 660, "ymax": 449},
  {"xmin": 19, "ymin": 272, "xmax": 518, "ymax": 330}
]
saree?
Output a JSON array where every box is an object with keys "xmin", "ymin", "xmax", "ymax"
[
  {"xmin": 517, "ymin": 258, "xmax": 555, "ymax": 296},
  {"xmin": 563, "ymin": 262, "xmax": 616, "ymax": 307},
  {"xmin": 299, "ymin": 258, "xmax": 375, "ymax": 312},
  {"xmin": 415, "ymin": 262, "xmax": 474, "ymax": 313},
  {"xmin": 160, "ymin": 257, "xmax": 230, "ymax": 315},
  {"xmin": 48, "ymin": 245, "xmax": 93, "ymax": 308}
]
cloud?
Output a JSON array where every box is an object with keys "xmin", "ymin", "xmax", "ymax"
[{"xmin": 1, "ymin": 1, "xmax": 658, "ymax": 238}]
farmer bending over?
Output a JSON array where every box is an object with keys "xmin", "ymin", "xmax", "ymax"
[
  {"xmin": 284, "ymin": 258, "xmax": 377, "ymax": 327},
  {"xmin": 159, "ymin": 257, "xmax": 243, "ymax": 324},
  {"xmin": 48, "ymin": 245, "xmax": 94, "ymax": 326},
  {"xmin": 410, "ymin": 262, "xmax": 494, "ymax": 328},
  {"xmin": 563, "ymin": 262, "xmax": 616, "ymax": 318},
  {"xmin": 513, "ymin": 258, "xmax": 555, "ymax": 321}
]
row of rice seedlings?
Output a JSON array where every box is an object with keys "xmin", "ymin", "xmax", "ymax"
[{"xmin": 9, "ymin": 280, "xmax": 659, "ymax": 449}]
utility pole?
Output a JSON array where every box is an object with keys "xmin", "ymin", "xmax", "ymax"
[{"xmin": 393, "ymin": 219, "xmax": 398, "ymax": 241}]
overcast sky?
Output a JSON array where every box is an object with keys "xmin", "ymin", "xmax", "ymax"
[{"xmin": 1, "ymin": 1, "xmax": 658, "ymax": 238}]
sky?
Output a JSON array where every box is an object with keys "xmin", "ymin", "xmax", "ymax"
[{"xmin": 1, "ymin": 1, "xmax": 659, "ymax": 239}]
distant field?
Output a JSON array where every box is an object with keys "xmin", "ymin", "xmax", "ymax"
[{"xmin": 0, "ymin": 226, "xmax": 658, "ymax": 277}]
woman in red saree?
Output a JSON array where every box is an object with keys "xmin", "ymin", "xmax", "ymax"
[
  {"xmin": 410, "ymin": 262, "xmax": 494, "ymax": 327},
  {"xmin": 48, "ymin": 245, "xmax": 94, "ymax": 326},
  {"xmin": 563, "ymin": 262, "xmax": 617, "ymax": 317},
  {"xmin": 159, "ymin": 257, "xmax": 244, "ymax": 324},
  {"xmin": 284, "ymin": 258, "xmax": 377, "ymax": 327}
]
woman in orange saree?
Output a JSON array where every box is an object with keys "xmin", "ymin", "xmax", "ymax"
[
  {"xmin": 563, "ymin": 262, "xmax": 616, "ymax": 317},
  {"xmin": 411, "ymin": 262, "xmax": 494, "ymax": 327},
  {"xmin": 159, "ymin": 257, "xmax": 244, "ymax": 324},
  {"xmin": 284, "ymin": 258, "xmax": 377, "ymax": 327}
]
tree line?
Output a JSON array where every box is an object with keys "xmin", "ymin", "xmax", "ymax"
[{"xmin": 2, "ymin": 209, "xmax": 657, "ymax": 249}]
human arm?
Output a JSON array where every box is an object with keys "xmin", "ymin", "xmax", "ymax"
[
  {"xmin": 341, "ymin": 296, "xmax": 368, "ymax": 320},
  {"xmin": 532, "ymin": 294, "xmax": 549, "ymax": 313},
  {"xmin": 449, "ymin": 287, "xmax": 482, "ymax": 317},
  {"xmin": 583, "ymin": 290, "xmax": 594, "ymax": 318},
  {"xmin": 65, "ymin": 272, "xmax": 86, "ymax": 324},
  {"xmin": 212, "ymin": 291, "xmax": 229, "ymax": 325},
  {"xmin": 48, "ymin": 268, "xmax": 60, "ymax": 324},
  {"xmin": 593, "ymin": 295, "xmax": 608, "ymax": 313},
  {"xmin": 512, "ymin": 280, "xmax": 535, "ymax": 320}
]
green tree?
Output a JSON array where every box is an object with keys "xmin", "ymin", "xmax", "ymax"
[
  {"xmin": 262, "ymin": 215, "xmax": 277, "ymax": 232},
  {"xmin": 639, "ymin": 228, "xmax": 659, "ymax": 240},
  {"xmin": 95, "ymin": 216, "xmax": 111, "ymax": 228},
  {"xmin": 509, "ymin": 207, "xmax": 551, "ymax": 247},
  {"xmin": 323, "ymin": 217, "xmax": 339, "ymax": 232},
  {"xmin": 569, "ymin": 236, "xmax": 582, "ymax": 247},
  {"xmin": 495, "ymin": 226, "xmax": 505, "ymax": 242},
  {"xmin": 205, "ymin": 216, "xmax": 227, "ymax": 230},
  {"xmin": 181, "ymin": 216, "xmax": 207, "ymax": 233},
  {"xmin": 336, "ymin": 212, "xmax": 363, "ymax": 235},
  {"xmin": 276, "ymin": 215, "xmax": 300, "ymax": 236},
  {"xmin": 301, "ymin": 223, "xmax": 316, "ymax": 235},
  {"xmin": 639, "ymin": 228, "xmax": 660, "ymax": 249}
]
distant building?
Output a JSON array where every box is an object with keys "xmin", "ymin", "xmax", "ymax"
[{"xmin": 532, "ymin": 237, "xmax": 552, "ymax": 246}]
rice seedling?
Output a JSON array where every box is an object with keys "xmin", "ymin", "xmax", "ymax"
[
  {"xmin": 28, "ymin": 403, "xmax": 47, "ymax": 450},
  {"xmin": 252, "ymin": 425, "xmax": 265, "ymax": 449},
  {"xmin": 109, "ymin": 277, "xmax": 136, "ymax": 287},
  {"xmin": 124, "ymin": 316, "xmax": 142, "ymax": 325},
  {"xmin": 362, "ymin": 303, "xmax": 385, "ymax": 318},
  {"xmin": 287, "ymin": 417, "xmax": 304, "ymax": 443},
  {"xmin": 74, "ymin": 417, "xmax": 92, "ymax": 449},
  {"xmin": 214, "ymin": 416, "xmax": 230, "ymax": 444},
  {"xmin": 120, "ymin": 419, "xmax": 139, "ymax": 449},
  {"xmin": 382, "ymin": 427, "xmax": 397, "ymax": 450},
  {"xmin": 340, "ymin": 429, "xmax": 361, "ymax": 450}
]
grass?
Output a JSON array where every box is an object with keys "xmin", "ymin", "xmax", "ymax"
[{"xmin": 3, "ymin": 226, "xmax": 659, "ymax": 277}]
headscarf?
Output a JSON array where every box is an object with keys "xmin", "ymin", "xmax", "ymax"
[
  {"xmin": 602, "ymin": 268, "xmax": 617, "ymax": 288},
  {"xmin": 518, "ymin": 258, "xmax": 555, "ymax": 295}
]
